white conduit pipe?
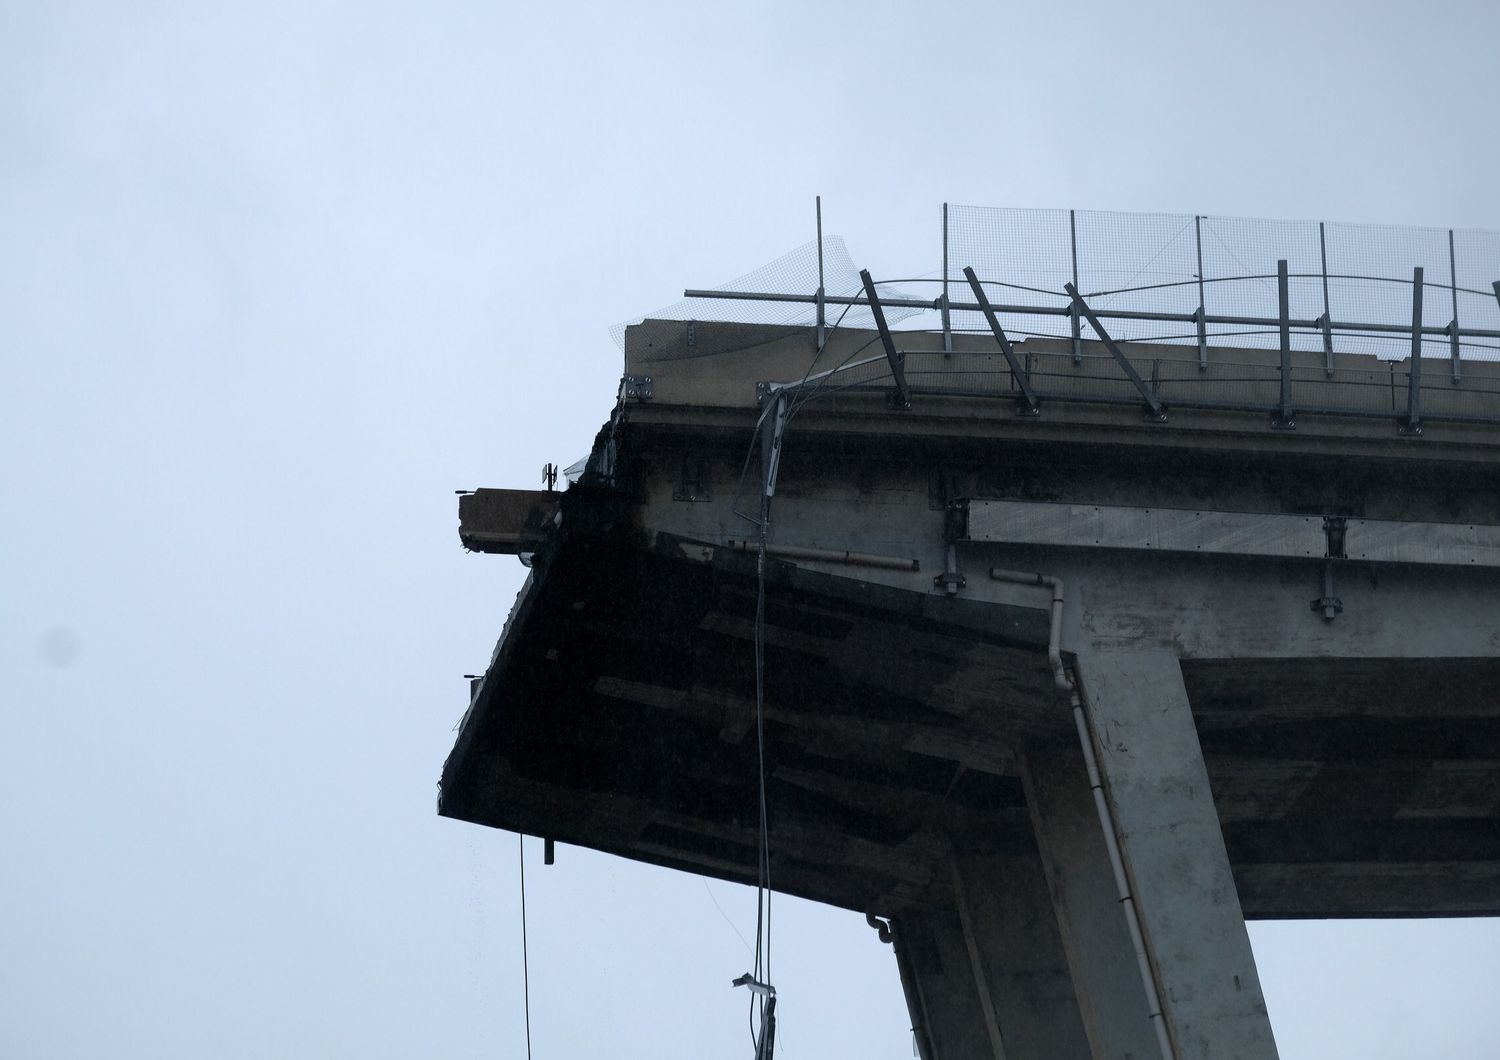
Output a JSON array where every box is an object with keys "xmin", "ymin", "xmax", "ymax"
[
  {"xmin": 724, "ymin": 539, "xmax": 920, "ymax": 572},
  {"xmin": 988, "ymin": 569, "xmax": 1177, "ymax": 1060}
]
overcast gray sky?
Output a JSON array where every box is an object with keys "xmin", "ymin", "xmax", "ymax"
[{"xmin": 4, "ymin": 2, "xmax": 1500, "ymax": 1057}]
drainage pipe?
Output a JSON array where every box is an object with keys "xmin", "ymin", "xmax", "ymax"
[
  {"xmin": 988, "ymin": 567, "xmax": 1177, "ymax": 1060},
  {"xmin": 887, "ymin": 920, "xmax": 937, "ymax": 1060},
  {"xmin": 988, "ymin": 569, "xmax": 1068, "ymax": 691},
  {"xmin": 725, "ymin": 539, "xmax": 919, "ymax": 572}
]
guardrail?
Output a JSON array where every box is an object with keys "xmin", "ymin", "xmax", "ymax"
[{"xmin": 657, "ymin": 204, "xmax": 1500, "ymax": 433}]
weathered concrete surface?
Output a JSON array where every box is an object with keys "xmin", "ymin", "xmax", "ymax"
[
  {"xmin": 896, "ymin": 906, "xmax": 1001, "ymax": 1060},
  {"xmin": 952, "ymin": 849, "xmax": 1093, "ymax": 1059},
  {"xmin": 1024, "ymin": 746, "xmax": 1162, "ymax": 1060},
  {"xmin": 1076, "ymin": 651, "xmax": 1278, "ymax": 1060}
]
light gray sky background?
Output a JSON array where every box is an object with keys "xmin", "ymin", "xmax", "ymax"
[{"xmin": 4, "ymin": 2, "xmax": 1500, "ymax": 1057}]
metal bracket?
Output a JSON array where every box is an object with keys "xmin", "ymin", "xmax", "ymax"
[
  {"xmin": 1194, "ymin": 305, "xmax": 1208, "ymax": 371},
  {"xmin": 761, "ymin": 391, "xmax": 789, "ymax": 500},
  {"xmin": 674, "ymin": 457, "xmax": 712, "ymax": 502},
  {"xmin": 1311, "ymin": 559, "xmax": 1343, "ymax": 621},
  {"xmin": 933, "ymin": 571, "xmax": 967, "ymax": 593},
  {"xmin": 1063, "ymin": 283, "xmax": 1166, "ymax": 421},
  {"xmin": 1318, "ymin": 313, "xmax": 1334, "ymax": 377},
  {"xmin": 1323, "ymin": 515, "xmax": 1348, "ymax": 559},
  {"xmin": 944, "ymin": 500, "xmax": 968, "ymax": 541},
  {"xmin": 621, "ymin": 374, "xmax": 653, "ymax": 401},
  {"xmin": 936, "ymin": 510, "xmax": 967, "ymax": 595},
  {"xmin": 963, "ymin": 266, "xmax": 1040, "ymax": 415},
  {"xmin": 860, "ymin": 269, "xmax": 912, "ymax": 409},
  {"xmin": 1449, "ymin": 319, "xmax": 1462, "ymax": 385},
  {"xmin": 1312, "ymin": 519, "xmax": 1347, "ymax": 621},
  {"xmin": 733, "ymin": 973, "xmax": 776, "ymax": 998},
  {"xmin": 1311, "ymin": 593, "xmax": 1343, "ymax": 619}
]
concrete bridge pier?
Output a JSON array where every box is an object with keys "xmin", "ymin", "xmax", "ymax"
[
  {"xmin": 896, "ymin": 651, "xmax": 1280, "ymax": 1060},
  {"xmin": 895, "ymin": 850, "xmax": 1097, "ymax": 1060},
  {"xmin": 1071, "ymin": 651, "xmax": 1279, "ymax": 1060}
]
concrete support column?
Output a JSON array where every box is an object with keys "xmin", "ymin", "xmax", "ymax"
[
  {"xmin": 1025, "ymin": 745, "xmax": 1163, "ymax": 1059},
  {"xmin": 952, "ymin": 849, "xmax": 1094, "ymax": 1060},
  {"xmin": 893, "ymin": 906, "xmax": 1002, "ymax": 1060},
  {"xmin": 1072, "ymin": 650, "xmax": 1280, "ymax": 1060}
]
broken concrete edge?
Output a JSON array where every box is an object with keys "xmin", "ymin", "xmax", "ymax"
[
  {"xmin": 437, "ymin": 501, "xmax": 1060, "ymax": 912},
  {"xmin": 439, "ymin": 514, "xmax": 1056, "ymax": 802},
  {"xmin": 457, "ymin": 489, "xmax": 561, "ymax": 555}
]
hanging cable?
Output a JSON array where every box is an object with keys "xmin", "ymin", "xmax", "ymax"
[
  {"xmin": 755, "ymin": 485, "xmax": 772, "ymax": 970},
  {"xmin": 726, "ymin": 301, "xmax": 862, "ymax": 529},
  {"xmin": 735, "ymin": 386, "xmax": 790, "ymax": 1059},
  {"xmin": 519, "ymin": 834, "xmax": 533, "ymax": 1060},
  {"xmin": 743, "ymin": 464, "xmax": 775, "ymax": 1055}
]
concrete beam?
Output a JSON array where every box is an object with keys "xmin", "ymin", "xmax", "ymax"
[{"xmin": 1075, "ymin": 651, "xmax": 1279, "ymax": 1060}]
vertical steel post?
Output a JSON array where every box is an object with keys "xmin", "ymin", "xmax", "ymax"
[
  {"xmin": 1275, "ymin": 259, "xmax": 1294, "ymax": 428},
  {"xmin": 1070, "ymin": 209, "xmax": 1082, "ymax": 365},
  {"xmin": 1449, "ymin": 229, "xmax": 1461, "ymax": 384},
  {"xmin": 1319, "ymin": 222, "xmax": 1334, "ymax": 376},
  {"xmin": 1406, "ymin": 266, "xmax": 1424, "ymax": 434},
  {"xmin": 1194, "ymin": 215, "xmax": 1207, "ymax": 371},
  {"xmin": 941, "ymin": 203, "xmax": 952, "ymax": 355},
  {"xmin": 815, "ymin": 196, "xmax": 826, "ymax": 351}
]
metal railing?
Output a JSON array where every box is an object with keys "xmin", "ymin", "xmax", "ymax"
[{"xmin": 651, "ymin": 203, "xmax": 1500, "ymax": 433}]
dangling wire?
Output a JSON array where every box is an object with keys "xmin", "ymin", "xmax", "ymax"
[
  {"xmin": 519, "ymin": 834, "xmax": 533, "ymax": 1060},
  {"xmin": 754, "ymin": 485, "xmax": 772, "ymax": 990},
  {"xmin": 726, "ymin": 301, "xmax": 863, "ymax": 530},
  {"xmin": 729, "ymin": 294, "xmax": 894, "ymax": 1058}
]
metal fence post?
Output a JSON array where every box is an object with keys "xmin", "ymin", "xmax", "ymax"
[
  {"xmin": 1405, "ymin": 266, "xmax": 1424, "ymax": 434},
  {"xmin": 1274, "ymin": 259, "xmax": 1295, "ymax": 429},
  {"xmin": 1449, "ymin": 229, "xmax": 1461, "ymax": 384},
  {"xmin": 1319, "ymin": 222, "xmax": 1334, "ymax": 377},
  {"xmin": 1070, "ymin": 209, "xmax": 1082, "ymax": 365},
  {"xmin": 941, "ymin": 203, "xmax": 952, "ymax": 356},
  {"xmin": 815, "ymin": 195, "xmax": 826, "ymax": 351},
  {"xmin": 1194, "ymin": 215, "xmax": 1208, "ymax": 371}
]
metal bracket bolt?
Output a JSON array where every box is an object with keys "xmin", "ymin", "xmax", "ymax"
[
  {"xmin": 934, "ymin": 571, "xmax": 966, "ymax": 594},
  {"xmin": 622, "ymin": 374, "xmax": 653, "ymax": 401}
]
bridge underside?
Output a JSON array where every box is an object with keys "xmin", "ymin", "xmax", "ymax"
[
  {"xmin": 441, "ymin": 522, "xmax": 1500, "ymax": 920},
  {"xmin": 442, "ymin": 320, "xmax": 1500, "ymax": 1060}
]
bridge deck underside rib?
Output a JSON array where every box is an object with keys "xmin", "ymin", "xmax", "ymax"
[{"xmin": 440, "ymin": 530, "xmax": 1500, "ymax": 919}]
